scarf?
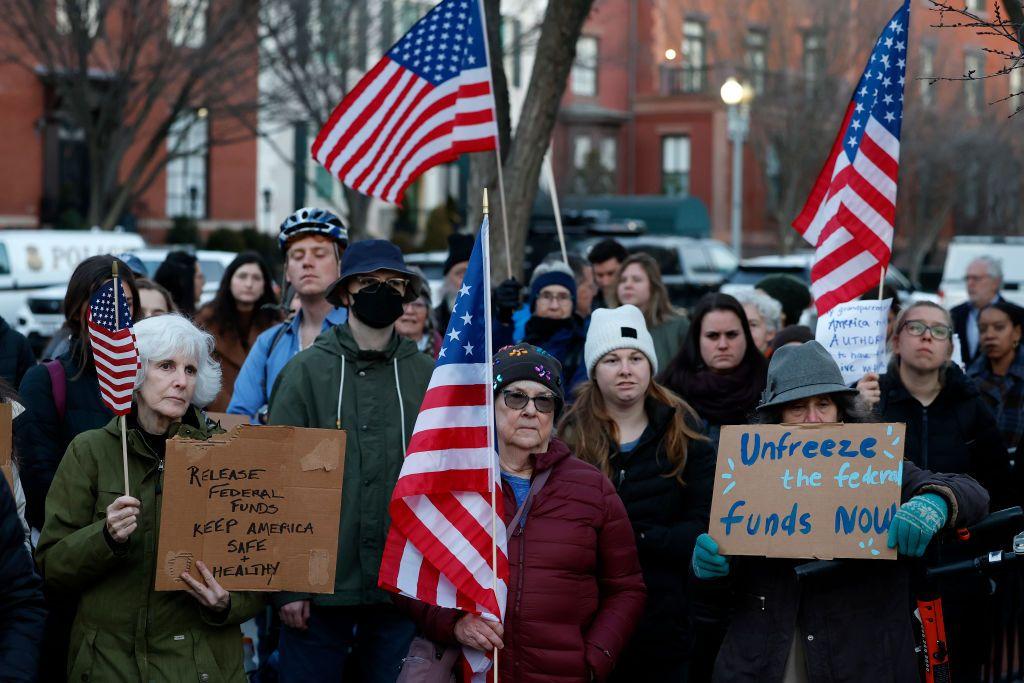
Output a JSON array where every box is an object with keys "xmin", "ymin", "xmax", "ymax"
[{"xmin": 676, "ymin": 361, "xmax": 766, "ymax": 426}]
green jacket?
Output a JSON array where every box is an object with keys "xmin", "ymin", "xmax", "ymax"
[
  {"xmin": 36, "ymin": 408, "xmax": 265, "ymax": 683},
  {"xmin": 268, "ymin": 324, "xmax": 433, "ymax": 608},
  {"xmin": 651, "ymin": 314, "xmax": 690, "ymax": 371}
]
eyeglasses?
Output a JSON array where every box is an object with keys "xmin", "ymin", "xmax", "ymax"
[
  {"xmin": 355, "ymin": 275, "xmax": 410, "ymax": 296},
  {"xmin": 501, "ymin": 389, "xmax": 558, "ymax": 414},
  {"xmin": 537, "ymin": 291, "xmax": 572, "ymax": 304},
  {"xmin": 899, "ymin": 320, "xmax": 952, "ymax": 340}
]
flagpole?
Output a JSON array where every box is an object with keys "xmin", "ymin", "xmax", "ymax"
[
  {"xmin": 112, "ymin": 261, "xmax": 131, "ymax": 498},
  {"xmin": 481, "ymin": 188, "xmax": 500, "ymax": 680},
  {"xmin": 878, "ymin": 265, "xmax": 886, "ymax": 300},
  {"xmin": 543, "ymin": 148, "xmax": 568, "ymax": 265},
  {"xmin": 476, "ymin": 0, "xmax": 513, "ymax": 279}
]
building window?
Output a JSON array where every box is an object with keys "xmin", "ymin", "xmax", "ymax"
[
  {"xmin": 919, "ymin": 43, "xmax": 935, "ymax": 108},
  {"xmin": 502, "ymin": 16, "xmax": 523, "ymax": 89},
  {"xmin": 168, "ymin": 0, "xmax": 207, "ymax": 48},
  {"xmin": 802, "ymin": 32, "xmax": 825, "ymax": 85},
  {"xmin": 965, "ymin": 0, "xmax": 986, "ymax": 11},
  {"xmin": 964, "ymin": 52, "xmax": 985, "ymax": 114},
  {"xmin": 572, "ymin": 36, "xmax": 598, "ymax": 96},
  {"xmin": 746, "ymin": 29, "xmax": 767, "ymax": 95},
  {"xmin": 315, "ymin": 164, "xmax": 334, "ymax": 201},
  {"xmin": 681, "ymin": 19, "xmax": 707, "ymax": 93},
  {"xmin": 572, "ymin": 133, "xmax": 616, "ymax": 194},
  {"xmin": 57, "ymin": 0, "xmax": 99, "ymax": 37},
  {"xmin": 661, "ymin": 136, "xmax": 691, "ymax": 196},
  {"xmin": 1010, "ymin": 67, "xmax": 1023, "ymax": 114},
  {"xmin": 166, "ymin": 110, "xmax": 208, "ymax": 219}
]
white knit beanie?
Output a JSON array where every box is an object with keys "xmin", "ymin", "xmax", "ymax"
[{"xmin": 584, "ymin": 304, "xmax": 658, "ymax": 378}]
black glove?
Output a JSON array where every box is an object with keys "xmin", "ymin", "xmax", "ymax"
[{"xmin": 493, "ymin": 278, "xmax": 523, "ymax": 324}]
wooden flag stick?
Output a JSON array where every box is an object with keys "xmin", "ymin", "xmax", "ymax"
[
  {"xmin": 112, "ymin": 261, "xmax": 131, "ymax": 497},
  {"xmin": 480, "ymin": 187, "xmax": 501, "ymax": 680},
  {"xmin": 878, "ymin": 265, "xmax": 886, "ymax": 301}
]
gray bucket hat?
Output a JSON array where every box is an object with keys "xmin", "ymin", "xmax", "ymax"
[{"xmin": 757, "ymin": 341, "xmax": 857, "ymax": 411}]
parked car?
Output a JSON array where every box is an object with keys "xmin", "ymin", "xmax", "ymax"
[
  {"xmin": 579, "ymin": 235, "xmax": 738, "ymax": 308},
  {"xmin": 939, "ymin": 236, "xmax": 1024, "ymax": 308},
  {"xmin": 720, "ymin": 252, "xmax": 933, "ymax": 305},
  {"xmin": 16, "ymin": 248, "xmax": 239, "ymax": 354}
]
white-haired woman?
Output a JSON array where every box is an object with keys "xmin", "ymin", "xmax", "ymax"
[
  {"xmin": 733, "ymin": 289, "xmax": 783, "ymax": 355},
  {"xmin": 36, "ymin": 314, "xmax": 265, "ymax": 682}
]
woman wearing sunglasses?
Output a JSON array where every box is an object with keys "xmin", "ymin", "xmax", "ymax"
[
  {"xmin": 559, "ymin": 305, "xmax": 715, "ymax": 681},
  {"xmin": 855, "ymin": 300, "xmax": 1012, "ymax": 682},
  {"xmin": 400, "ymin": 343, "xmax": 645, "ymax": 682}
]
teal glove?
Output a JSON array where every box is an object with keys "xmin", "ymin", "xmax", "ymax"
[
  {"xmin": 692, "ymin": 533, "xmax": 730, "ymax": 579},
  {"xmin": 887, "ymin": 493, "xmax": 948, "ymax": 557}
]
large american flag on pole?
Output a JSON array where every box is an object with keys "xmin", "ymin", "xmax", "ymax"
[
  {"xmin": 379, "ymin": 219, "xmax": 505, "ymax": 681},
  {"xmin": 312, "ymin": 0, "xmax": 497, "ymax": 205},
  {"xmin": 792, "ymin": 0, "xmax": 910, "ymax": 315},
  {"xmin": 87, "ymin": 276, "xmax": 139, "ymax": 415}
]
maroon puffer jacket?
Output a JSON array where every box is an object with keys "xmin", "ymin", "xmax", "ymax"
[{"xmin": 399, "ymin": 438, "xmax": 646, "ymax": 682}]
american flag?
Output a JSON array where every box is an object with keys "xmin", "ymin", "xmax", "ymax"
[
  {"xmin": 87, "ymin": 277, "xmax": 139, "ymax": 415},
  {"xmin": 379, "ymin": 219, "xmax": 504, "ymax": 681},
  {"xmin": 312, "ymin": 0, "xmax": 497, "ymax": 205},
  {"xmin": 792, "ymin": 0, "xmax": 910, "ymax": 315}
]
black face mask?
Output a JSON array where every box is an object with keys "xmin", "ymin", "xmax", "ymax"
[{"xmin": 351, "ymin": 287, "xmax": 405, "ymax": 329}]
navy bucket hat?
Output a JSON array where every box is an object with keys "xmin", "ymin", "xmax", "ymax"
[{"xmin": 325, "ymin": 240, "xmax": 421, "ymax": 305}]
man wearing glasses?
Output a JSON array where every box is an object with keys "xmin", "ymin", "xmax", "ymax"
[
  {"xmin": 267, "ymin": 239, "xmax": 434, "ymax": 682},
  {"xmin": 951, "ymin": 256, "xmax": 1007, "ymax": 366}
]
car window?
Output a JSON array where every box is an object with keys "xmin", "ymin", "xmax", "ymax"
[
  {"xmin": 0, "ymin": 243, "xmax": 10, "ymax": 276},
  {"xmin": 627, "ymin": 245, "xmax": 681, "ymax": 275},
  {"xmin": 199, "ymin": 260, "xmax": 225, "ymax": 288},
  {"xmin": 729, "ymin": 265, "xmax": 808, "ymax": 285},
  {"xmin": 684, "ymin": 246, "xmax": 716, "ymax": 275}
]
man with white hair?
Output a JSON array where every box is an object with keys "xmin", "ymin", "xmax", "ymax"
[{"xmin": 951, "ymin": 256, "xmax": 1006, "ymax": 365}]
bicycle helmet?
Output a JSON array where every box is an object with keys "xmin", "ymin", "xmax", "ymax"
[{"xmin": 278, "ymin": 207, "xmax": 349, "ymax": 253}]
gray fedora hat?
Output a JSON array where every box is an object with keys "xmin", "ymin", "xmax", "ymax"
[{"xmin": 757, "ymin": 341, "xmax": 857, "ymax": 411}]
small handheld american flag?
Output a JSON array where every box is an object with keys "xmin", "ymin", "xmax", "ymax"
[
  {"xmin": 792, "ymin": 0, "xmax": 910, "ymax": 315},
  {"xmin": 87, "ymin": 271, "xmax": 140, "ymax": 416},
  {"xmin": 312, "ymin": 0, "xmax": 497, "ymax": 205}
]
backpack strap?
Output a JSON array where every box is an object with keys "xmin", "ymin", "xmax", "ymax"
[
  {"xmin": 44, "ymin": 359, "xmax": 67, "ymax": 422},
  {"xmin": 505, "ymin": 467, "xmax": 552, "ymax": 540}
]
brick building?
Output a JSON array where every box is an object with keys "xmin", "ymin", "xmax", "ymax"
[
  {"xmin": 0, "ymin": 1, "xmax": 258, "ymax": 239},
  {"xmin": 550, "ymin": 0, "xmax": 1022, "ymax": 262}
]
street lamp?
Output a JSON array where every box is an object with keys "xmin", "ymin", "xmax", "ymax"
[{"xmin": 720, "ymin": 77, "xmax": 751, "ymax": 259}]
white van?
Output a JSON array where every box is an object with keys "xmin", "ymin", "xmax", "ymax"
[
  {"xmin": 16, "ymin": 248, "xmax": 240, "ymax": 352},
  {"xmin": 0, "ymin": 229, "xmax": 145, "ymax": 325},
  {"xmin": 939, "ymin": 236, "xmax": 1024, "ymax": 308}
]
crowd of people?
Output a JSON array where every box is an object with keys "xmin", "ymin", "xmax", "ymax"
[{"xmin": 0, "ymin": 206, "xmax": 1021, "ymax": 683}]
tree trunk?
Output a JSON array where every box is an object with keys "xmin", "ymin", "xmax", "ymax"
[{"xmin": 490, "ymin": 0, "xmax": 595, "ymax": 282}]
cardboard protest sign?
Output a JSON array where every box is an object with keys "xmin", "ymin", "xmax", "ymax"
[
  {"xmin": 0, "ymin": 403, "xmax": 12, "ymax": 492},
  {"xmin": 709, "ymin": 422, "xmax": 905, "ymax": 560},
  {"xmin": 815, "ymin": 299, "xmax": 891, "ymax": 385},
  {"xmin": 156, "ymin": 424, "xmax": 345, "ymax": 592}
]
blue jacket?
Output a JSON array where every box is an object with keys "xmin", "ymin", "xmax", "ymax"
[
  {"xmin": 227, "ymin": 307, "xmax": 347, "ymax": 420},
  {"xmin": 0, "ymin": 474, "xmax": 45, "ymax": 681}
]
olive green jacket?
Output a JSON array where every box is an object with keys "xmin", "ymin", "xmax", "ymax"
[
  {"xmin": 268, "ymin": 323, "xmax": 433, "ymax": 608},
  {"xmin": 36, "ymin": 408, "xmax": 264, "ymax": 683},
  {"xmin": 651, "ymin": 314, "xmax": 690, "ymax": 371}
]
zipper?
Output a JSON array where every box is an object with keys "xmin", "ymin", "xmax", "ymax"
[
  {"xmin": 617, "ymin": 468, "xmax": 626, "ymax": 488},
  {"xmin": 921, "ymin": 408, "xmax": 929, "ymax": 470}
]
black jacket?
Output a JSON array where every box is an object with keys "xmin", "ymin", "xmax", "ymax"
[
  {"xmin": 15, "ymin": 342, "xmax": 113, "ymax": 529},
  {"xmin": 693, "ymin": 461, "xmax": 989, "ymax": 683},
  {"xmin": 877, "ymin": 364, "xmax": 1016, "ymax": 509},
  {"xmin": 0, "ymin": 316, "xmax": 35, "ymax": 389},
  {"xmin": 610, "ymin": 400, "xmax": 715, "ymax": 669},
  {"xmin": 0, "ymin": 475, "xmax": 46, "ymax": 681}
]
